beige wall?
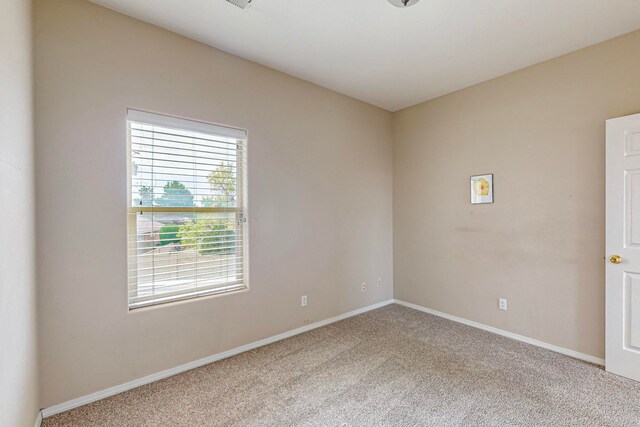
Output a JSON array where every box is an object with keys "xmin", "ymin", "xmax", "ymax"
[
  {"xmin": 0, "ymin": 0, "xmax": 39, "ymax": 425},
  {"xmin": 393, "ymin": 30, "xmax": 640, "ymax": 359},
  {"xmin": 34, "ymin": 0, "xmax": 393, "ymax": 407}
]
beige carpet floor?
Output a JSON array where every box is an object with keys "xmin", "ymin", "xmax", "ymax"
[{"xmin": 43, "ymin": 304, "xmax": 640, "ymax": 426}]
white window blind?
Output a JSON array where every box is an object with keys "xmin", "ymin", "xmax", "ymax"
[{"xmin": 127, "ymin": 110, "xmax": 248, "ymax": 309}]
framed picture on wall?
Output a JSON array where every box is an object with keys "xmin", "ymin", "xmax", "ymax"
[{"xmin": 471, "ymin": 174, "xmax": 493, "ymax": 204}]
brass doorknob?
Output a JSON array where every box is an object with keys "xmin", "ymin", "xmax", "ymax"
[{"xmin": 610, "ymin": 255, "xmax": 622, "ymax": 264}]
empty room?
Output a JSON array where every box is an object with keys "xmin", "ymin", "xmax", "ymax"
[{"xmin": 3, "ymin": 0, "xmax": 640, "ymax": 425}]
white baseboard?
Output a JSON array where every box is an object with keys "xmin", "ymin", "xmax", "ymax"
[
  {"xmin": 41, "ymin": 299, "xmax": 394, "ymax": 418},
  {"xmin": 393, "ymin": 299, "xmax": 605, "ymax": 366},
  {"xmin": 34, "ymin": 410, "xmax": 42, "ymax": 427}
]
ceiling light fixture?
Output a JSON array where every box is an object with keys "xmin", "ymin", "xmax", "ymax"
[{"xmin": 387, "ymin": 0, "xmax": 420, "ymax": 7}]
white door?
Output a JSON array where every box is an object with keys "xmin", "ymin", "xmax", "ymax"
[{"xmin": 606, "ymin": 112, "xmax": 640, "ymax": 381}]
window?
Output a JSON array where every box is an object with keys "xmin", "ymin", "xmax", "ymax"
[{"xmin": 127, "ymin": 110, "xmax": 248, "ymax": 309}]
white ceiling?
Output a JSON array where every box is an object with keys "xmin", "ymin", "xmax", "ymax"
[{"xmin": 89, "ymin": 0, "xmax": 640, "ymax": 111}]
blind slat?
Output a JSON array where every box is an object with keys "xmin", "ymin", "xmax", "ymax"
[
  {"xmin": 131, "ymin": 269, "xmax": 245, "ymax": 282},
  {"xmin": 129, "ymin": 276, "xmax": 245, "ymax": 291},
  {"xmin": 130, "ymin": 126, "xmax": 244, "ymax": 147},
  {"xmin": 131, "ymin": 134, "xmax": 242, "ymax": 152},
  {"xmin": 129, "ymin": 260, "xmax": 245, "ymax": 274},
  {"xmin": 132, "ymin": 150, "xmax": 237, "ymax": 167}
]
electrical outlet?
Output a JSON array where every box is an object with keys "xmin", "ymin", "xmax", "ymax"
[
  {"xmin": 377, "ymin": 278, "xmax": 382, "ymax": 287},
  {"xmin": 498, "ymin": 298, "xmax": 508, "ymax": 311},
  {"xmin": 361, "ymin": 282, "xmax": 367, "ymax": 292},
  {"xmin": 301, "ymin": 295, "xmax": 308, "ymax": 307}
]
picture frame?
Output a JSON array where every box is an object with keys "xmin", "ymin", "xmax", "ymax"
[{"xmin": 470, "ymin": 174, "xmax": 493, "ymax": 204}]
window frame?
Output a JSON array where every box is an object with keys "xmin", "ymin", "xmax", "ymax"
[{"xmin": 126, "ymin": 109, "xmax": 249, "ymax": 310}]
